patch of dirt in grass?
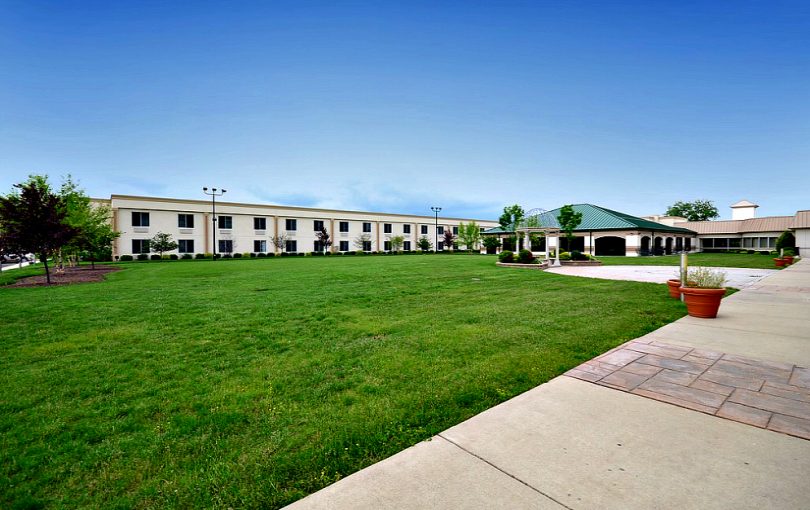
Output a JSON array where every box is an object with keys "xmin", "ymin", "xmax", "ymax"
[{"xmin": 8, "ymin": 265, "xmax": 121, "ymax": 287}]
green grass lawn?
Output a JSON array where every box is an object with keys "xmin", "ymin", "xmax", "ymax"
[
  {"xmin": 1, "ymin": 255, "xmax": 687, "ymax": 509},
  {"xmin": 597, "ymin": 252, "xmax": 781, "ymax": 269}
]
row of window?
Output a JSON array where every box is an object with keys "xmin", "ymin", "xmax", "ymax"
[
  {"xmin": 132, "ymin": 212, "xmax": 467, "ymax": 234},
  {"xmin": 702, "ymin": 237, "xmax": 777, "ymax": 249},
  {"xmin": 132, "ymin": 239, "xmax": 460, "ymax": 254}
]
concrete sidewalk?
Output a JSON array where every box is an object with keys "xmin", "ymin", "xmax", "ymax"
[
  {"xmin": 287, "ymin": 260, "xmax": 810, "ymax": 510},
  {"xmin": 545, "ymin": 264, "xmax": 776, "ymax": 288}
]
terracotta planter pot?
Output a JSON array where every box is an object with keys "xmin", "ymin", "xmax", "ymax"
[
  {"xmin": 667, "ymin": 279, "xmax": 681, "ymax": 299},
  {"xmin": 774, "ymin": 258, "xmax": 786, "ymax": 267},
  {"xmin": 680, "ymin": 287, "xmax": 726, "ymax": 318},
  {"xmin": 783, "ymin": 256, "xmax": 794, "ymax": 265}
]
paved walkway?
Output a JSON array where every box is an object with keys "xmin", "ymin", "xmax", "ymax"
[
  {"xmin": 545, "ymin": 264, "xmax": 776, "ymax": 288},
  {"xmin": 286, "ymin": 260, "xmax": 810, "ymax": 510}
]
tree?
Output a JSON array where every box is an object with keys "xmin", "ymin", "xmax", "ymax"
[
  {"xmin": 665, "ymin": 200, "xmax": 719, "ymax": 221},
  {"xmin": 0, "ymin": 175, "xmax": 78, "ymax": 284},
  {"xmin": 389, "ymin": 235, "xmax": 405, "ymax": 252},
  {"xmin": 270, "ymin": 234, "xmax": 288, "ymax": 254},
  {"xmin": 442, "ymin": 229, "xmax": 455, "ymax": 251},
  {"xmin": 150, "ymin": 232, "xmax": 178, "ymax": 258},
  {"xmin": 482, "ymin": 235, "xmax": 501, "ymax": 253},
  {"xmin": 315, "ymin": 227, "xmax": 332, "ymax": 253},
  {"xmin": 417, "ymin": 236, "xmax": 433, "ymax": 252},
  {"xmin": 58, "ymin": 176, "xmax": 119, "ymax": 268},
  {"xmin": 499, "ymin": 204, "xmax": 525, "ymax": 230},
  {"xmin": 353, "ymin": 233, "xmax": 372, "ymax": 252},
  {"xmin": 776, "ymin": 231, "xmax": 795, "ymax": 252},
  {"xmin": 556, "ymin": 204, "xmax": 583, "ymax": 252},
  {"xmin": 457, "ymin": 221, "xmax": 482, "ymax": 252}
]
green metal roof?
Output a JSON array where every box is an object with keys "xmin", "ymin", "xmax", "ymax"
[{"xmin": 483, "ymin": 204, "xmax": 696, "ymax": 235}]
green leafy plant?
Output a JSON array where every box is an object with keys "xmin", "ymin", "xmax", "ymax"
[
  {"xmin": 556, "ymin": 205, "xmax": 583, "ymax": 253},
  {"xmin": 665, "ymin": 199, "xmax": 720, "ymax": 221},
  {"xmin": 517, "ymin": 249, "xmax": 534, "ymax": 264},
  {"xmin": 776, "ymin": 231, "xmax": 796, "ymax": 252},
  {"xmin": 684, "ymin": 267, "xmax": 726, "ymax": 288},
  {"xmin": 119, "ymin": 254, "xmax": 133, "ymax": 261},
  {"xmin": 482, "ymin": 236, "xmax": 500, "ymax": 252},
  {"xmin": 559, "ymin": 251, "xmax": 571, "ymax": 261},
  {"xmin": 416, "ymin": 236, "xmax": 433, "ymax": 253},
  {"xmin": 457, "ymin": 222, "xmax": 482, "ymax": 252},
  {"xmin": 150, "ymin": 232, "xmax": 178, "ymax": 258},
  {"xmin": 498, "ymin": 250, "xmax": 514, "ymax": 263}
]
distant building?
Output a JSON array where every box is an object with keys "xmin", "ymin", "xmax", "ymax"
[
  {"xmin": 484, "ymin": 204, "xmax": 697, "ymax": 257},
  {"xmin": 668, "ymin": 200, "xmax": 806, "ymax": 254},
  {"xmin": 94, "ymin": 195, "xmax": 498, "ymax": 258}
]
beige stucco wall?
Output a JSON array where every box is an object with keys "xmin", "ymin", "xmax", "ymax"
[{"xmin": 109, "ymin": 195, "xmax": 497, "ymax": 257}]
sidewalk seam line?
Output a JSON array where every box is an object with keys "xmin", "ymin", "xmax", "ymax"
[{"xmin": 437, "ymin": 434, "xmax": 575, "ymax": 510}]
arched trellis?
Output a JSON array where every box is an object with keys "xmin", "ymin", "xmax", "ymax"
[{"xmin": 516, "ymin": 208, "xmax": 562, "ymax": 266}]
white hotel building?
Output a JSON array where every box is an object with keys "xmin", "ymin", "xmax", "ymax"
[{"xmin": 97, "ymin": 195, "xmax": 499, "ymax": 258}]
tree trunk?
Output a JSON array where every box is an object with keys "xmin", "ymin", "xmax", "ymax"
[{"xmin": 42, "ymin": 253, "xmax": 51, "ymax": 285}]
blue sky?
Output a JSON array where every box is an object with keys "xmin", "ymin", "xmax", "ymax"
[{"xmin": 1, "ymin": 1, "xmax": 808, "ymax": 220}]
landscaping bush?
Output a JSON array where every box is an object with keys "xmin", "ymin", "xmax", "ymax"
[
  {"xmin": 249, "ymin": 253, "xmax": 257, "ymax": 258},
  {"xmin": 221, "ymin": 253, "xmax": 232, "ymax": 259},
  {"xmin": 169, "ymin": 254, "xmax": 179, "ymax": 260},
  {"xmin": 325, "ymin": 251, "xmax": 332, "ymax": 256},
  {"xmin": 150, "ymin": 254, "xmax": 162, "ymax": 261},
  {"xmin": 760, "ymin": 251, "xmax": 773, "ymax": 256},
  {"xmin": 181, "ymin": 254, "xmax": 192, "ymax": 260},
  {"xmin": 747, "ymin": 250, "xmax": 756, "ymax": 254},
  {"xmin": 517, "ymin": 249, "xmax": 534, "ymax": 264},
  {"xmin": 776, "ymin": 231, "xmax": 796, "ymax": 252},
  {"xmin": 347, "ymin": 251, "xmax": 357, "ymax": 256},
  {"xmin": 119, "ymin": 254, "xmax": 133, "ymax": 262},
  {"xmin": 559, "ymin": 251, "xmax": 571, "ymax": 261},
  {"xmin": 233, "ymin": 253, "xmax": 242, "ymax": 258},
  {"xmin": 498, "ymin": 250, "xmax": 514, "ymax": 263},
  {"xmin": 570, "ymin": 250, "xmax": 589, "ymax": 261},
  {"xmin": 298, "ymin": 253, "xmax": 305, "ymax": 257},
  {"xmin": 257, "ymin": 252, "xmax": 266, "ymax": 258},
  {"xmin": 266, "ymin": 253, "xmax": 275, "ymax": 258},
  {"xmin": 195, "ymin": 253, "xmax": 206, "ymax": 259}
]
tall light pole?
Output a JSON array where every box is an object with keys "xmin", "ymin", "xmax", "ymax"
[
  {"xmin": 203, "ymin": 187, "xmax": 226, "ymax": 260},
  {"xmin": 431, "ymin": 206, "xmax": 442, "ymax": 252}
]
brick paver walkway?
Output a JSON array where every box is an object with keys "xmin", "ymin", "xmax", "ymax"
[{"xmin": 565, "ymin": 338, "xmax": 810, "ymax": 440}]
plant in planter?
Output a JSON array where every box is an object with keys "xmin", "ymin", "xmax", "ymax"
[
  {"xmin": 517, "ymin": 249, "xmax": 534, "ymax": 264},
  {"xmin": 782, "ymin": 248, "xmax": 796, "ymax": 265},
  {"xmin": 667, "ymin": 278, "xmax": 682, "ymax": 299},
  {"xmin": 680, "ymin": 267, "xmax": 727, "ymax": 318},
  {"xmin": 774, "ymin": 257, "xmax": 786, "ymax": 268}
]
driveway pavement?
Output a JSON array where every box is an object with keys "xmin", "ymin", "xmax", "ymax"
[
  {"xmin": 286, "ymin": 260, "xmax": 810, "ymax": 510},
  {"xmin": 545, "ymin": 264, "xmax": 776, "ymax": 288}
]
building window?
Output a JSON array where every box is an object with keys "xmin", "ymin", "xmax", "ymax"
[
  {"xmin": 403, "ymin": 224, "xmax": 411, "ymax": 234},
  {"xmin": 363, "ymin": 222, "xmax": 372, "ymax": 233},
  {"xmin": 438, "ymin": 241, "xmax": 444, "ymax": 251},
  {"xmin": 254, "ymin": 217, "xmax": 266, "ymax": 230},
  {"xmin": 218, "ymin": 240, "xmax": 233, "ymax": 253},
  {"xmin": 339, "ymin": 240, "xmax": 349, "ymax": 251},
  {"xmin": 254, "ymin": 240, "xmax": 267, "ymax": 252},
  {"xmin": 285, "ymin": 219, "xmax": 297, "ymax": 231},
  {"xmin": 339, "ymin": 221, "xmax": 349, "ymax": 233},
  {"xmin": 132, "ymin": 212, "xmax": 150, "ymax": 227},
  {"xmin": 384, "ymin": 240, "xmax": 391, "ymax": 251},
  {"xmin": 362, "ymin": 240, "xmax": 372, "ymax": 252},
  {"xmin": 421, "ymin": 225, "xmax": 428, "ymax": 235},
  {"xmin": 384, "ymin": 223, "xmax": 392, "ymax": 233},
  {"xmin": 132, "ymin": 239, "xmax": 150, "ymax": 253},
  {"xmin": 314, "ymin": 240, "xmax": 328, "ymax": 252},
  {"xmin": 178, "ymin": 240, "xmax": 194, "ymax": 253},
  {"xmin": 178, "ymin": 214, "xmax": 194, "ymax": 228},
  {"xmin": 404, "ymin": 241, "xmax": 411, "ymax": 251},
  {"xmin": 219, "ymin": 216, "xmax": 233, "ymax": 229},
  {"xmin": 437, "ymin": 226, "xmax": 444, "ymax": 235},
  {"xmin": 314, "ymin": 220, "xmax": 324, "ymax": 231},
  {"xmin": 453, "ymin": 226, "xmax": 458, "ymax": 235},
  {"xmin": 285, "ymin": 240, "xmax": 297, "ymax": 253}
]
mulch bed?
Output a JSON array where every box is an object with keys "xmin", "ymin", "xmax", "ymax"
[{"xmin": 7, "ymin": 265, "xmax": 121, "ymax": 288}]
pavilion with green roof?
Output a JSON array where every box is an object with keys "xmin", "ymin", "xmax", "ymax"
[{"xmin": 483, "ymin": 204, "xmax": 697, "ymax": 257}]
